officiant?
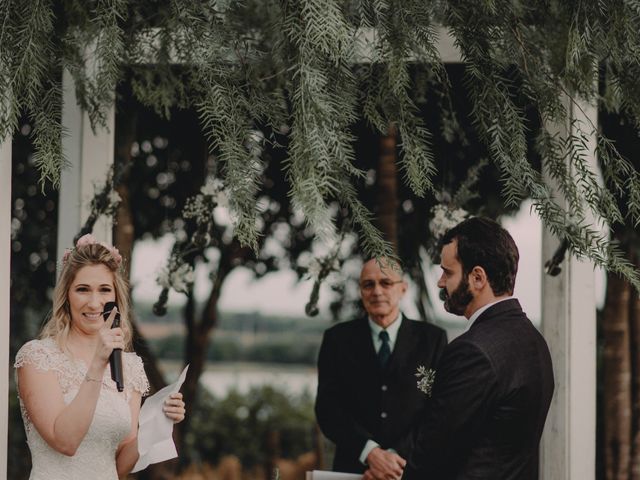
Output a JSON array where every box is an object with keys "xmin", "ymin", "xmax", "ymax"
[{"xmin": 315, "ymin": 258, "xmax": 447, "ymax": 479}]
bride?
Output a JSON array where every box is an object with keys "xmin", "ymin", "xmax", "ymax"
[{"xmin": 14, "ymin": 234, "xmax": 186, "ymax": 479}]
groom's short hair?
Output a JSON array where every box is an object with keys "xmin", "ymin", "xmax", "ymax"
[{"xmin": 440, "ymin": 217, "xmax": 519, "ymax": 296}]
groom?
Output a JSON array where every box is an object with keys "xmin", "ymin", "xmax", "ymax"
[
  {"xmin": 403, "ymin": 217, "xmax": 554, "ymax": 480},
  {"xmin": 315, "ymin": 258, "xmax": 447, "ymax": 479}
]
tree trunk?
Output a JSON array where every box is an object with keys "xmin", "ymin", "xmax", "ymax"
[
  {"xmin": 113, "ymin": 89, "xmax": 137, "ymax": 280},
  {"xmin": 175, "ymin": 256, "xmax": 233, "ymax": 461},
  {"xmin": 375, "ymin": 125, "xmax": 399, "ymax": 251},
  {"xmin": 629, "ymin": 250, "xmax": 640, "ymax": 480},
  {"xmin": 603, "ymin": 270, "xmax": 633, "ymax": 480},
  {"xmin": 113, "ymin": 99, "xmax": 167, "ymax": 394}
]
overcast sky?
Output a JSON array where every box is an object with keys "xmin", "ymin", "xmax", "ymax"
[{"xmin": 130, "ymin": 200, "xmax": 606, "ymax": 324}]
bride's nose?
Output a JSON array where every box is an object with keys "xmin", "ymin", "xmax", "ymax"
[{"xmin": 87, "ymin": 293, "xmax": 103, "ymax": 310}]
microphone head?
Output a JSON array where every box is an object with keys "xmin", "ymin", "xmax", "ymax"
[{"xmin": 103, "ymin": 301, "xmax": 119, "ymax": 322}]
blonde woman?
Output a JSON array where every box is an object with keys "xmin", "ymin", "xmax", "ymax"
[{"xmin": 15, "ymin": 234, "xmax": 185, "ymax": 479}]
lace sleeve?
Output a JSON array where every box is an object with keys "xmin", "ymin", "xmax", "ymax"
[
  {"xmin": 124, "ymin": 352, "xmax": 150, "ymax": 397},
  {"xmin": 14, "ymin": 339, "xmax": 63, "ymax": 374}
]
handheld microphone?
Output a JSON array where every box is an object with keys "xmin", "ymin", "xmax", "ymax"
[{"xmin": 103, "ymin": 301, "xmax": 124, "ymax": 392}]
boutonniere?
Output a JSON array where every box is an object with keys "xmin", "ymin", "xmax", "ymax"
[{"xmin": 415, "ymin": 365, "xmax": 436, "ymax": 397}]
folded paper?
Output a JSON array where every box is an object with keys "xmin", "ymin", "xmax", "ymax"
[
  {"xmin": 132, "ymin": 365, "xmax": 189, "ymax": 473},
  {"xmin": 305, "ymin": 471, "xmax": 362, "ymax": 480}
]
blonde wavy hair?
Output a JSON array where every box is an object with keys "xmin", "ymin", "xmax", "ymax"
[{"xmin": 40, "ymin": 242, "xmax": 134, "ymax": 351}]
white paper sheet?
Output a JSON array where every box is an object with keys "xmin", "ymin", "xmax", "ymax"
[
  {"xmin": 131, "ymin": 365, "xmax": 189, "ymax": 473},
  {"xmin": 305, "ymin": 471, "xmax": 362, "ymax": 480}
]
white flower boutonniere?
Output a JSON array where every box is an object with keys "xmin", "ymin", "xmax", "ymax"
[{"xmin": 415, "ymin": 365, "xmax": 436, "ymax": 397}]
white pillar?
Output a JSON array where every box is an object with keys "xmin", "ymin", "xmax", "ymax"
[
  {"xmin": 1, "ymin": 134, "xmax": 12, "ymax": 479},
  {"xmin": 57, "ymin": 69, "xmax": 115, "ymax": 257},
  {"xmin": 541, "ymin": 97, "xmax": 597, "ymax": 479}
]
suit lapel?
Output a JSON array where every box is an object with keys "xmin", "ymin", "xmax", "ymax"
[{"xmin": 353, "ymin": 316, "xmax": 378, "ymax": 368}]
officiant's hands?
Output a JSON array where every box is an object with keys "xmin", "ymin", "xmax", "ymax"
[{"xmin": 364, "ymin": 447, "xmax": 406, "ymax": 480}]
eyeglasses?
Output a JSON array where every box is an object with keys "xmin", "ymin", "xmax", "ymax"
[{"xmin": 360, "ymin": 279, "xmax": 404, "ymax": 291}]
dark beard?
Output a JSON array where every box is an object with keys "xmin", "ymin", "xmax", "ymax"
[{"xmin": 440, "ymin": 276, "xmax": 473, "ymax": 316}]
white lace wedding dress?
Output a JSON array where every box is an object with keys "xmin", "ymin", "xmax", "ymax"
[{"xmin": 15, "ymin": 338, "xmax": 150, "ymax": 480}]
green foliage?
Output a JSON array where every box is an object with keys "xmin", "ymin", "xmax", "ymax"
[
  {"xmin": 9, "ymin": 119, "xmax": 58, "ymax": 350},
  {"xmin": 2, "ymin": 0, "xmax": 640, "ymax": 287},
  {"xmin": 186, "ymin": 385, "xmax": 316, "ymax": 467}
]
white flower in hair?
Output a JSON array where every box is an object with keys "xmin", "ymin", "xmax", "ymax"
[{"xmin": 63, "ymin": 233, "xmax": 123, "ymax": 266}]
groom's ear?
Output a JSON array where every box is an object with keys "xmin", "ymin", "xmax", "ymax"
[{"xmin": 469, "ymin": 266, "xmax": 488, "ymax": 291}]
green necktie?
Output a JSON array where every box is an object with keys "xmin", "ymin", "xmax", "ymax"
[{"xmin": 378, "ymin": 330, "xmax": 391, "ymax": 367}]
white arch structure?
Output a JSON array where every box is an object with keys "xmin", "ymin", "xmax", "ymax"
[{"xmin": 1, "ymin": 28, "xmax": 596, "ymax": 479}]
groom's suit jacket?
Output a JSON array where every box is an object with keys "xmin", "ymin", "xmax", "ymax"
[
  {"xmin": 315, "ymin": 316, "xmax": 447, "ymax": 474},
  {"xmin": 403, "ymin": 299, "xmax": 554, "ymax": 480}
]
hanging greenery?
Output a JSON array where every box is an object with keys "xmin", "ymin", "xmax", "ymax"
[{"xmin": 2, "ymin": 0, "xmax": 640, "ymax": 288}]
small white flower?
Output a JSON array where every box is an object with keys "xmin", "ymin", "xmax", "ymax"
[
  {"xmin": 307, "ymin": 257, "xmax": 340, "ymax": 279},
  {"xmin": 415, "ymin": 365, "xmax": 436, "ymax": 397},
  {"xmin": 171, "ymin": 263, "xmax": 195, "ymax": 294},
  {"xmin": 108, "ymin": 190, "xmax": 122, "ymax": 206},
  {"xmin": 157, "ymin": 267, "xmax": 171, "ymax": 289},
  {"xmin": 201, "ymin": 177, "xmax": 224, "ymax": 197},
  {"xmin": 157, "ymin": 263, "xmax": 195, "ymax": 294},
  {"xmin": 307, "ymin": 258, "xmax": 323, "ymax": 278},
  {"xmin": 215, "ymin": 190, "xmax": 229, "ymax": 209},
  {"xmin": 428, "ymin": 205, "xmax": 468, "ymax": 240}
]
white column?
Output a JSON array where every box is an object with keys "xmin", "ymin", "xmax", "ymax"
[
  {"xmin": 541, "ymin": 97, "xmax": 597, "ymax": 479},
  {"xmin": 1, "ymin": 134, "xmax": 12, "ymax": 479},
  {"xmin": 57, "ymin": 69, "xmax": 114, "ymax": 258}
]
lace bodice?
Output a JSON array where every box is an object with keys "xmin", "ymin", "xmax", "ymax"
[{"xmin": 14, "ymin": 338, "xmax": 150, "ymax": 480}]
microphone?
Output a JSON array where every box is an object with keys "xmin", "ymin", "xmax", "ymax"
[{"xmin": 103, "ymin": 301, "xmax": 124, "ymax": 392}]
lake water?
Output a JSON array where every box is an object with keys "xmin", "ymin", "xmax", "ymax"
[
  {"xmin": 158, "ymin": 323, "xmax": 471, "ymax": 399},
  {"xmin": 161, "ymin": 361, "xmax": 318, "ymax": 398}
]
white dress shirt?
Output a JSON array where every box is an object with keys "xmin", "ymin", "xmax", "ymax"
[{"xmin": 368, "ymin": 313, "xmax": 403, "ymax": 354}]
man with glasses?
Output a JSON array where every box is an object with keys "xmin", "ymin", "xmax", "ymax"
[{"xmin": 315, "ymin": 258, "xmax": 447, "ymax": 479}]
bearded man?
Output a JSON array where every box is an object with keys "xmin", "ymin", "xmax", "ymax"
[
  {"xmin": 403, "ymin": 217, "xmax": 554, "ymax": 480},
  {"xmin": 315, "ymin": 258, "xmax": 447, "ymax": 479}
]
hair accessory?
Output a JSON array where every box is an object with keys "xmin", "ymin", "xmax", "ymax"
[{"xmin": 62, "ymin": 233, "xmax": 123, "ymax": 266}]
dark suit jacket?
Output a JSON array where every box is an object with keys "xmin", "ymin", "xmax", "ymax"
[
  {"xmin": 403, "ymin": 299, "xmax": 554, "ymax": 480},
  {"xmin": 315, "ymin": 316, "xmax": 447, "ymax": 473}
]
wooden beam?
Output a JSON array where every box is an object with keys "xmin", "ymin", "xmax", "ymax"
[
  {"xmin": 1, "ymin": 134, "xmax": 12, "ymax": 479},
  {"xmin": 57, "ymin": 69, "xmax": 114, "ymax": 256},
  {"xmin": 355, "ymin": 25, "xmax": 462, "ymax": 63}
]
